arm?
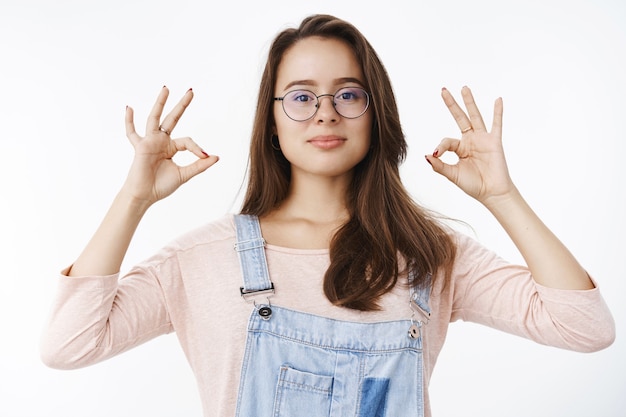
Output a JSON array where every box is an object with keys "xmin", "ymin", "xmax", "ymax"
[
  {"xmin": 69, "ymin": 86, "xmax": 219, "ymax": 277},
  {"xmin": 449, "ymin": 231, "xmax": 613, "ymax": 352},
  {"xmin": 425, "ymin": 86, "xmax": 593, "ymax": 290},
  {"xmin": 42, "ymin": 87, "xmax": 219, "ymax": 368}
]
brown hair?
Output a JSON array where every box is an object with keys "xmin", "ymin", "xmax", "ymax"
[{"xmin": 240, "ymin": 14, "xmax": 456, "ymax": 311}]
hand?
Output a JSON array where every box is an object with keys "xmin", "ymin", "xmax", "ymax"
[
  {"xmin": 123, "ymin": 87, "xmax": 219, "ymax": 205},
  {"xmin": 425, "ymin": 86, "xmax": 515, "ymax": 206}
]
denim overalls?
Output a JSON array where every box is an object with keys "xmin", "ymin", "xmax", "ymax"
[{"xmin": 233, "ymin": 214, "xmax": 431, "ymax": 417}]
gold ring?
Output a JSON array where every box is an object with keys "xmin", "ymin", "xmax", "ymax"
[{"xmin": 461, "ymin": 126, "xmax": 472, "ymax": 134}]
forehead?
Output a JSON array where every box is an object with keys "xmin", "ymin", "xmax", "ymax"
[{"xmin": 276, "ymin": 36, "xmax": 364, "ymax": 91}]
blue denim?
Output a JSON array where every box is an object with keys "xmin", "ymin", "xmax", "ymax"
[{"xmin": 233, "ymin": 214, "xmax": 429, "ymax": 417}]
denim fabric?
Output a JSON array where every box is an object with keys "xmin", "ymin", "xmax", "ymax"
[
  {"xmin": 233, "ymin": 215, "xmax": 428, "ymax": 417},
  {"xmin": 359, "ymin": 378, "xmax": 390, "ymax": 417}
]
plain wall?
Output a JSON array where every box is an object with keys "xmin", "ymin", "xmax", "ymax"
[{"xmin": 1, "ymin": 0, "xmax": 624, "ymax": 415}]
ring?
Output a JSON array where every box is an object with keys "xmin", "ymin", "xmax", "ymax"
[
  {"xmin": 461, "ymin": 126, "xmax": 473, "ymax": 134},
  {"xmin": 159, "ymin": 126, "xmax": 171, "ymax": 135}
]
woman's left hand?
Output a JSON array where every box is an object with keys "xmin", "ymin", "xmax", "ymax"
[{"xmin": 425, "ymin": 86, "xmax": 515, "ymax": 206}]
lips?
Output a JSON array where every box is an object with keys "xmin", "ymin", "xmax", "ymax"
[{"xmin": 307, "ymin": 135, "xmax": 347, "ymax": 150}]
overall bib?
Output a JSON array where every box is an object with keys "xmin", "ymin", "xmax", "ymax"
[{"xmin": 233, "ymin": 214, "xmax": 430, "ymax": 417}]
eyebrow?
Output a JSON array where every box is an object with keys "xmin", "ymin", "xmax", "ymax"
[{"xmin": 282, "ymin": 77, "xmax": 365, "ymax": 91}]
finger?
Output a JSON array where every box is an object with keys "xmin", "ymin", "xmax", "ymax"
[
  {"xmin": 425, "ymin": 153, "xmax": 458, "ymax": 184},
  {"xmin": 170, "ymin": 138, "xmax": 220, "ymax": 183},
  {"xmin": 125, "ymin": 105, "xmax": 140, "ymax": 146},
  {"xmin": 431, "ymin": 137, "xmax": 461, "ymax": 159},
  {"xmin": 179, "ymin": 154, "xmax": 220, "ymax": 184},
  {"xmin": 461, "ymin": 86, "xmax": 486, "ymax": 132},
  {"xmin": 491, "ymin": 97, "xmax": 503, "ymax": 138},
  {"xmin": 171, "ymin": 137, "xmax": 211, "ymax": 160},
  {"xmin": 146, "ymin": 86, "xmax": 170, "ymax": 133},
  {"xmin": 427, "ymin": 137, "xmax": 462, "ymax": 182},
  {"xmin": 159, "ymin": 88, "xmax": 194, "ymax": 135},
  {"xmin": 441, "ymin": 87, "xmax": 472, "ymax": 134}
]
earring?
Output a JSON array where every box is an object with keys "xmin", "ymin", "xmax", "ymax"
[{"xmin": 271, "ymin": 135, "xmax": 281, "ymax": 151}]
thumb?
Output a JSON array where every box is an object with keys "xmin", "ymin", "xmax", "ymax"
[
  {"xmin": 179, "ymin": 154, "xmax": 220, "ymax": 183},
  {"xmin": 425, "ymin": 154, "xmax": 457, "ymax": 183}
]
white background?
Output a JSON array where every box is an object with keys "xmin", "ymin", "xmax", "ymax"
[{"xmin": 1, "ymin": 0, "xmax": 624, "ymax": 416}]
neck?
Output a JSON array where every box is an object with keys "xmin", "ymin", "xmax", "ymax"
[
  {"xmin": 277, "ymin": 171, "xmax": 351, "ymax": 223},
  {"xmin": 258, "ymin": 171, "xmax": 352, "ymax": 249}
]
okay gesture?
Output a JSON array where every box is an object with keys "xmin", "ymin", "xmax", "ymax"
[
  {"xmin": 426, "ymin": 86, "xmax": 516, "ymax": 207},
  {"xmin": 123, "ymin": 87, "xmax": 218, "ymax": 205}
]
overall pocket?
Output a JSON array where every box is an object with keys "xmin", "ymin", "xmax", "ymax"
[{"xmin": 273, "ymin": 365, "xmax": 334, "ymax": 417}]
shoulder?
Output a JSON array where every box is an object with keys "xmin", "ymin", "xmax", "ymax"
[
  {"xmin": 172, "ymin": 213, "xmax": 237, "ymax": 248},
  {"xmin": 448, "ymin": 227, "xmax": 508, "ymax": 268},
  {"xmin": 142, "ymin": 213, "xmax": 238, "ymax": 267}
]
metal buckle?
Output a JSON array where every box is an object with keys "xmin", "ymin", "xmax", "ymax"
[
  {"xmin": 240, "ymin": 284, "xmax": 275, "ymax": 321},
  {"xmin": 409, "ymin": 298, "xmax": 431, "ymax": 324},
  {"xmin": 408, "ymin": 287, "xmax": 430, "ymax": 339},
  {"xmin": 239, "ymin": 282, "xmax": 275, "ymax": 301}
]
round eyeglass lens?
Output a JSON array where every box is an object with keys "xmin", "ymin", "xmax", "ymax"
[
  {"xmin": 333, "ymin": 87, "xmax": 369, "ymax": 119},
  {"xmin": 281, "ymin": 87, "xmax": 370, "ymax": 121},
  {"xmin": 282, "ymin": 90, "xmax": 318, "ymax": 121}
]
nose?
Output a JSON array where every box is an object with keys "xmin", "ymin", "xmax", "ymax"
[{"xmin": 316, "ymin": 94, "xmax": 338, "ymax": 122}]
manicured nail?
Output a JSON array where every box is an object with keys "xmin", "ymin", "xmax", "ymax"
[
  {"xmin": 441, "ymin": 87, "xmax": 447, "ymax": 92},
  {"xmin": 188, "ymin": 88, "xmax": 193, "ymax": 91},
  {"xmin": 424, "ymin": 155, "xmax": 432, "ymax": 165},
  {"xmin": 432, "ymin": 149, "xmax": 439, "ymax": 157},
  {"xmin": 201, "ymin": 151, "xmax": 209, "ymax": 157}
]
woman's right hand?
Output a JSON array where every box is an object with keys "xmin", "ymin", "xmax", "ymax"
[{"xmin": 123, "ymin": 86, "xmax": 219, "ymax": 206}]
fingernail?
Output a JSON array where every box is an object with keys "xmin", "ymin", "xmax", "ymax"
[
  {"xmin": 432, "ymin": 149, "xmax": 439, "ymax": 157},
  {"xmin": 188, "ymin": 88, "xmax": 193, "ymax": 91},
  {"xmin": 201, "ymin": 151, "xmax": 209, "ymax": 157},
  {"xmin": 424, "ymin": 155, "xmax": 432, "ymax": 165},
  {"xmin": 441, "ymin": 87, "xmax": 447, "ymax": 92}
]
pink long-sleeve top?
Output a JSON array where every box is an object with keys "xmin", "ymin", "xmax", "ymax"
[{"xmin": 40, "ymin": 214, "xmax": 615, "ymax": 416}]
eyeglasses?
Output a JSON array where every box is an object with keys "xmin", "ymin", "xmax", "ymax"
[{"xmin": 274, "ymin": 87, "xmax": 370, "ymax": 121}]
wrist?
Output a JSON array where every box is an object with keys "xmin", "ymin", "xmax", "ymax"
[
  {"xmin": 481, "ymin": 186, "xmax": 524, "ymax": 216},
  {"xmin": 115, "ymin": 188, "xmax": 154, "ymax": 216}
]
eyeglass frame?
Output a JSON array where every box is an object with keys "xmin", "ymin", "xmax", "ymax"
[{"xmin": 273, "ymin": 87, "xmax": 371, "ymax": 122}]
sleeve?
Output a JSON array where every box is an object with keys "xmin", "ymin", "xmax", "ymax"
[
  {"xmin": 40, "ymin": 263, "xmax": 173, "ymax": 370},
  {"xmin": 449, "ymin": 232, "xmax": 615, "ymax": 353}
]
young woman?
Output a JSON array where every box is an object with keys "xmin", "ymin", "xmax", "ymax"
[{"xmin": 41, "ymin": 14, "xmax": 614, "ymax": 417}]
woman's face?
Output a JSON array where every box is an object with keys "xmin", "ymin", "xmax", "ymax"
[{"xmin": 273, "ymin": 36, "xmax": 373, "ymax": 180}]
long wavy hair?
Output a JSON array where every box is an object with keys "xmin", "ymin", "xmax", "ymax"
[{"xmin": 240, "ymin": 14, "xmax": 456, "ymax": 311}]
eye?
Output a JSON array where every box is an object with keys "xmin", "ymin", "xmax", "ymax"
[
  {"xmin": 287, "ymin": 90, "xmax": 316, "ymax": 104},
  {"xmin": 335, "ymin": 88, "xmax": 365, "ymax": 103},
  {"xmin": 339, "ymin": 92, "xmax": 356, "ymax": 100}
]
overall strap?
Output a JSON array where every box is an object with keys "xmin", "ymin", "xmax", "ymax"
[
  {"xmin": 410, "ymin": 272, "xmax": 432, "ymax": 323},
  {"xmin": 233, "ymin": 214, "xmax": 274, "ymax": 298}
]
